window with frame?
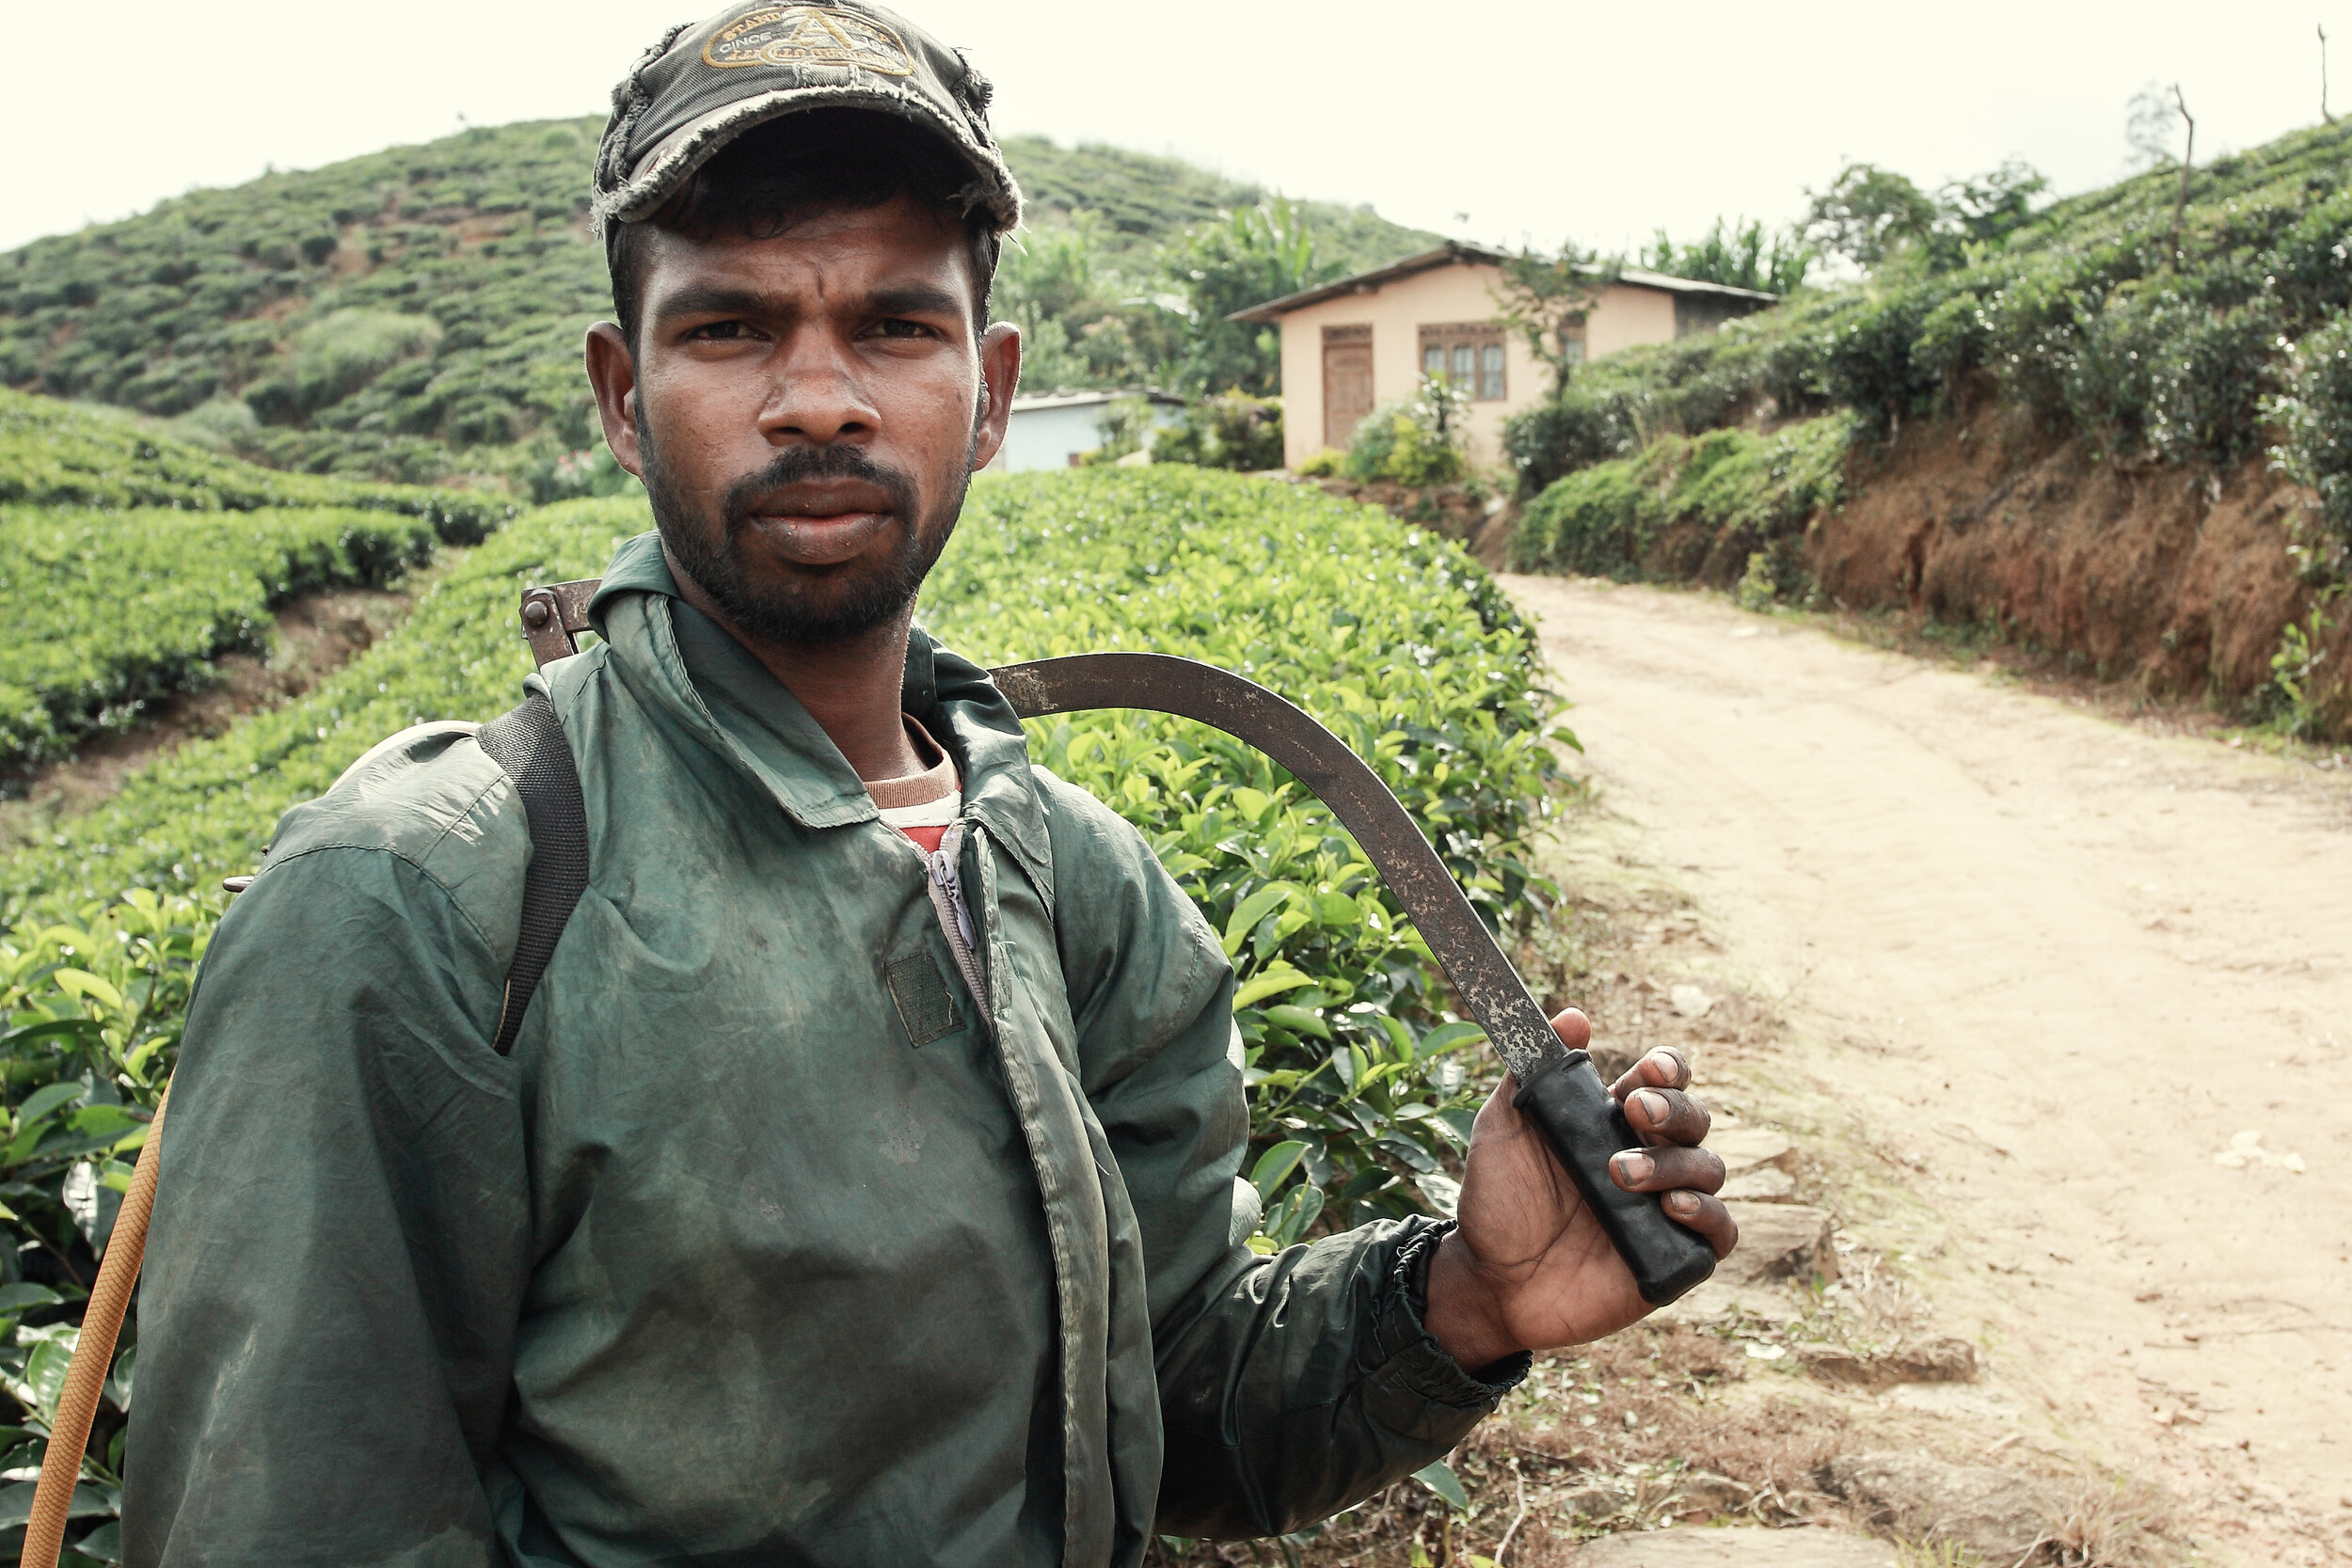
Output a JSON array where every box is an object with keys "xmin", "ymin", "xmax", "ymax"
[{"xmin": 1418, "ymin": 324, "xmax": 1507, "ymax": 401}]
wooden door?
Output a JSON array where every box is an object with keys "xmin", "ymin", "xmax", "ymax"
[{"xmin": 1321, "ymin": 325, "xmax": 1374, "ymax": 451}]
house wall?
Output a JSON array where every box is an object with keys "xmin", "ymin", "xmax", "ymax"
[
  {"xmin": 988, "ymin": 400, "xmax": 1182, "ymax": 472},
  {"xmin": 1273, "ymin": 264, "xmax": 1690, "ymax": 470},
  {"xmin": 1586, "ymin": 284, "xmax": 1679, "ymax": 359}
]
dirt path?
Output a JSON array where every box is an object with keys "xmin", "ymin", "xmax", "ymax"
[{"xmin": 1503, "ymin": 574, "xmax": 2352, "ymax": 1559}]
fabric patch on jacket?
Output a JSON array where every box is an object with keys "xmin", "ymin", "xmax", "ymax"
[{"xmin": 887, "ymin": 949, "xmax": 960, "ymax": 1045}]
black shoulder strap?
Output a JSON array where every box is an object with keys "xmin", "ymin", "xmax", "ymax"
[{"xmin": 476, "ymin": 691, "xmax": 590, "ymax": 1055}]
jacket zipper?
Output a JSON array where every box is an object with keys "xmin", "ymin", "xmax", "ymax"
[{"xmin": 927, "ymin": 821, "xmax": 991, "ymax": 1022}]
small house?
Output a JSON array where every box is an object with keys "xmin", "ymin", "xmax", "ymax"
[
  {"xmin": 984, "ymin": 389, "xmax": 1186, "ymax": 473},
  {"xmin": 1230, "ymin": 242, "xmax": 1774, "ymax": 470}
]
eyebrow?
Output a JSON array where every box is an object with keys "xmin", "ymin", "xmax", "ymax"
[{"xmin": 650, "ymin": 280, "xmax": 969, "ymax": 330}]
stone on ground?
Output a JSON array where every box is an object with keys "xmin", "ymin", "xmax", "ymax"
[
  {"xmin": 1714, "ymin": 1202, "xmax": 1836, "ymax": 1288},
  {"xmin": 1565, "ymin": 1527, "xmax": 1897, "ymax": 1565},
  {"xmin": 1706, "ymin": 1128, "xmax": 1795, "ymax": 1179},
  {"xmin": 1720, "ymin": 1167, "xmax": 1796, "ymax": 1202},
  {"xmin": 1822, "ymin": 1451, "xmax": 2049, "ymax": 1560},
  {"xmin": 1798, "ymin": 1336, "xmax": 1978, "ymax": 1388}
]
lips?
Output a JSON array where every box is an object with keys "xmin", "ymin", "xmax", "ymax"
[{"xmin": 739, "ymin": 480, "xmax": 898, "ymax": 567}]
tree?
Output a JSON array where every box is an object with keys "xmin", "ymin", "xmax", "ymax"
[
  {"xmin": 1639, "ymin": 217, "xmax": 1814, "ymax": 294},
  {"xmin": 996, "ymin": 217, "xmax": 1123, "ymax": 394},
  {"xmin": 2169, "ymin": 85, "xmax": 2198, "ymax": 265},
  {"xmin": 2322, "ymin": 24, "xmax": 2337, "ymax": 126},
  {"xmin": 1801, "ymin": 157, "xmax": 2050, "ymax": 276},
  {"xmin": 1161, "ymin": 198, "xmax": 1337, "ymax": 397},
  {"xmin": 1495, "ymin": 241, "xmax": 1622, "ymax": 400},
  {"xmin": 2125, "ymin": 80, "xmax": 2196, "ymax": 169},
  {"xmin": 1802, "ymin": 163, "xmax": 1940, "ymax": 270},
  {"xmin": 1939, "ymin": 158, "xmax": 2049, "ymax": 248}
]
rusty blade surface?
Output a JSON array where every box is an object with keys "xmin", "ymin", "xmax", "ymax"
[{"xmin": 991, "ymin": 651, "xmax": 1563, "ymax": 1084}]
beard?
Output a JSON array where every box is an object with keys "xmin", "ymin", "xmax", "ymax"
[{"xmin": 637, "ymin": 408, "xmax": 976, "ymax": 648}]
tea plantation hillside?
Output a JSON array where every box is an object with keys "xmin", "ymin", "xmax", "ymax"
[
  {"xmin": 1504, "ymin": 118, "xmax": 2352, "ymax": 732},
  {"xmin": 0, "ymin": 389, "xmax": 514, "ymax": 774},
  {"xmin": 1511, "ymin": 118, "xmax": 2352, "ymax": 521},
  {"xmin": 0, "ymin": 471, "xmax": 1560, "ymax": 1533},
  {"xmin": 0, "ymin": 118, "xmax": 1435, "ymax": 494}
]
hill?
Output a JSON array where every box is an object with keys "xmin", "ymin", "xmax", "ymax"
[
  {"xmin": 0, "ymin": 119, "xmax": 1436, "ymax": 496},
  {"xmin": 1504, "ymin": 118, "xmax": 2352, "ymax": 737},
  {"xmin": 1001, "ymin": 133, "xmax": 1436, "ymax": 274}
]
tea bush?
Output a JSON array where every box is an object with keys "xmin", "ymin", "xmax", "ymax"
[
  {"xmin": 0, "ymin": 389, "xmax": 509, "ymax": 534},
  {"xmin": 1151, "ymin": 389, "xmax": 1285, "ymax": 471},
  {"xmin": 2271, "ymin": 309, "xmax": 2352, "ymax": 545},
  {"xmin": 1511, "ymin": 413, "xmax": 1856, "ymax": 593},
  {"xmin": 0, "ymin": 392, "xmax": 517, "ymax": 778},
  {"xmin": 0, "ymin": 505, "xmax": 447, "ymax": 772},
  {"xmin": 0, "ymin": 470, "xmax": 1566, "ymax": 1531}
]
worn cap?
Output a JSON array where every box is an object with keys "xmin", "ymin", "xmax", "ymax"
[{"xmin": 593, "ymin": 1, "xmax": 1023, "ymax": 239}]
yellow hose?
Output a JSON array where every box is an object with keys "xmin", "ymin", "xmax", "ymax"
[{"xmin": 20, "ymin": 1086, "xmax": 167, "ymax": 1568}]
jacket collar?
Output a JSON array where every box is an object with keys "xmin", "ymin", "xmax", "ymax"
[{"xmin": 586, "ymin": 532, "xmax": 1054, "ymax": 901}]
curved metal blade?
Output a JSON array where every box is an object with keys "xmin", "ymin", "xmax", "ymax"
[
  {"xmin": 991, "ymin": 651, "xmax": 1719, "ymax": 1306},
  {"xmin": 991, "ymin": 651, "xmax": 1560, "ymax": 1084}
]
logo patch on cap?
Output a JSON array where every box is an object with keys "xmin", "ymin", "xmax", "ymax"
[{"xmin": 703, "ymin": 5, "xmax": 914, "ymax": 76}]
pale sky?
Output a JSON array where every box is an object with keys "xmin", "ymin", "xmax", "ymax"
[{"xmin": 6, "ymin": 1, "xmax": 2346, "ymax": 260}]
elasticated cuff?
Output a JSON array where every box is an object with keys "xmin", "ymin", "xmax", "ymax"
[{"xmin": 1365, "ymin": 1220, "xmax": 1530, "ymax": 1422}]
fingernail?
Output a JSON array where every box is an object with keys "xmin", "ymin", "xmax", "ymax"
[
  {"xmin": 1615, "ymin": 1151, "xmax": 1654, "ymax": 1185},
  {"xmin": 1670, "ymin": 1191, "xmax": 1700, "ymax": 1216},
  {"xmin": 1635, "ymin": 1089, "xmax": 1670, "ymax": 1126}
]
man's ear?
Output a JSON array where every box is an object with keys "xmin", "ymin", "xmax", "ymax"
[
  {"xmin": 969, "ymin": 322, "xmax": 1022, "ymax": 472},
  {"xmin": 584, "ymin": 322, "xmax": 644, "ymax": 479}
]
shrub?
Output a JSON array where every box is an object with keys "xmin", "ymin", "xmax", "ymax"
[
  {"xmin": 1152, "ymin": 389, "xmax": 1284, "ymax": 471},
  {"xmin": 1912, "ymin": 290, "xmax": 1990, "ymax": 388},
  {"xmin": 0, "ymin": 388, "xmax": 513, "ymax": 539},
  {"xmin": 2066, "ymin": 284, "xmax": 2282, "ymax": 466},
  {"xmin": 2272, "ymin": 309, "xmax": 2352, "ymax": 543},
  {"xmin": 247, "ymin": 309, "xmax": 442, "ymax": 424},
  {"xmin": 1502, "ymin": 387, "xmax": 1643, "ymax": 497},
  {"xmin": 1820, "ymin": 288, "xmax": 1947, "ymax": 433},
  {"xmin": 1512, "ymin": 412, "xmax": 1856, "ymax": 587},
  {"xmin": 1343, "ymin": 375, "xmax": 1470, "ymax": 485}
]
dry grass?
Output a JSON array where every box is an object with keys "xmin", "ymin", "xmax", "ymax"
[
  {"xmin": 2036, "ymin": 1475, "xmax": 2183, "ymax": 1568},
  {"xmin": 1152, "ymin": 1321, "xmax": 1863, "ymax": 1567}
]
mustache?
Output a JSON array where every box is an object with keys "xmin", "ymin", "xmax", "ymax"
[{"xmin": 721, "ymin": 444, "xmax": 919, "ymax": 531}]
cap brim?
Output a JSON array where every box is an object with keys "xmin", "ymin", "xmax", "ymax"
[{"xmin": 597, "ymin": 86, "xmax": 1021, "ymax": 236}]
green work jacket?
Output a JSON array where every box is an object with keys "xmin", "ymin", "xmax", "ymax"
[{"xmin": 125, "ymin": 533, "xmax": 1518, "ymax": 1568}]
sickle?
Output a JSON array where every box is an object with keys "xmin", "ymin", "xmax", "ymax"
[{"xmin": 990, "ymin": 652, "xmax": 1715, "ymax": 1308}]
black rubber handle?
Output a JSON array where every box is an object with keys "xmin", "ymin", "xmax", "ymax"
[{"xmin": 1514, "ymin": 1049, "xmax": 1718, "ymax": 1306}]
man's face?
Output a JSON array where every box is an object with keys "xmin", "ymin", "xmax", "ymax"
[{"xmin": 586, "ymin": 195, "xmax": 1018, "ymax": 646}]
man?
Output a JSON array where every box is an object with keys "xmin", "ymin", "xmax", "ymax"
[{"xmin": 127, "ymin": 6, "xmax": 1734, "ymax": 1564}]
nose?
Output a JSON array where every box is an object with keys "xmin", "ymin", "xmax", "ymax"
[{"xmin": 758, "ymin": 325, "xmax": 879, "ymax": 448}]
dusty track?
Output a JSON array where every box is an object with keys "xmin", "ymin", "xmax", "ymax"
[{"xmin": 1504, "ymin": 574, "xmax": 2352, "ymax": 1559}]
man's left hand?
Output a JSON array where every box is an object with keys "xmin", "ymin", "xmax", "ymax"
[{"xmin": 1422, "ymin": 1009, "xmax": 1737, "ymax": 1372}]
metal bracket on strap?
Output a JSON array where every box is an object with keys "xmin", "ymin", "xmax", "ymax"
[{"xmin": 520, "ymin": 579, "xmax": 600, "ymax": 668}]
